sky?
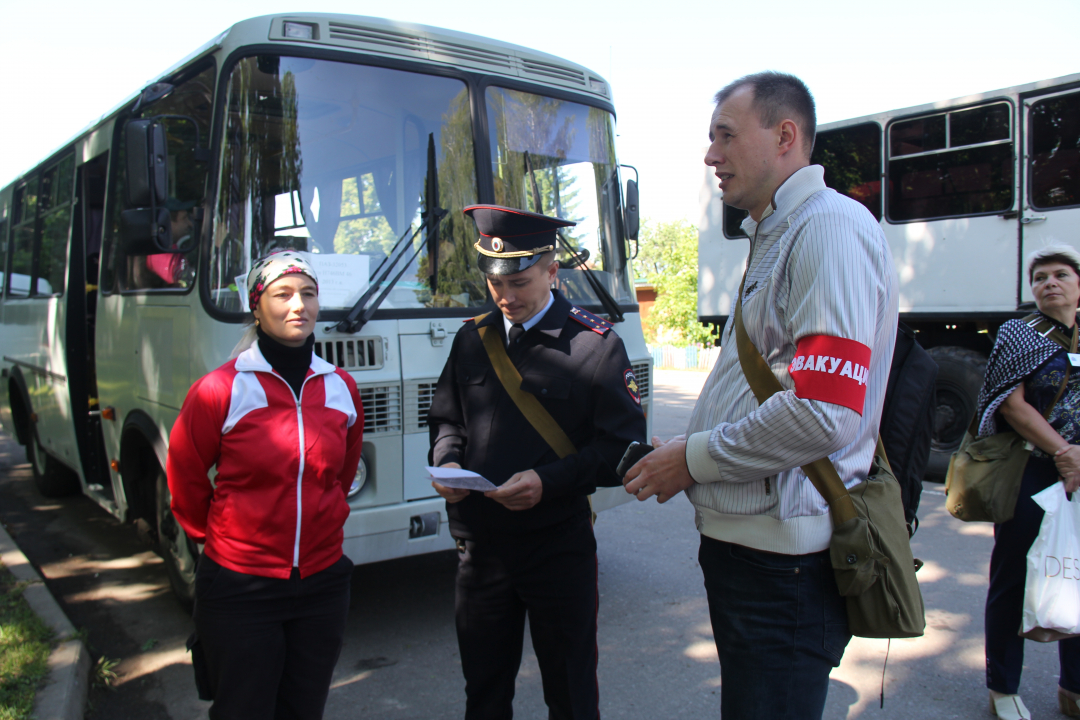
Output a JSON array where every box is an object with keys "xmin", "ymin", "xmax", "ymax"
[{"xmin": 2, "ymin": 0, "xmax": 1079, "ymax": 224}]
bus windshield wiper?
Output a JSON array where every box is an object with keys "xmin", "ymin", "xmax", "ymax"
[
  {"xmin": 523, "ymin": 152, "xmax": 624, "ymax": 323},
  {"xmin": 335, "ymin": 134, "xmax": 446, "ymax": 334}
]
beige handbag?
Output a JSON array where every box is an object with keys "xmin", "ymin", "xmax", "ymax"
[{"xmin": 945, "ymin": 318, "xmax": 1076, "ymax": 524}]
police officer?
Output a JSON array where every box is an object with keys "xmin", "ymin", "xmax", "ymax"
[{"xmin": 428, "ymin": 204, "xmax": 647, "ymax": 720}]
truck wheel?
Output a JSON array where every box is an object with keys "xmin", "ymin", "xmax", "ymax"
[
  {"xmin": 156, "ymin": 469, "xmax": 197, "ymax": 613},
  {"xmin": 926, "ymin": 346, "xmax": 988, "ymax": 482},
  {"xmin": 28, "ymin": 428, "xmax": 81, "ymax": 498}
]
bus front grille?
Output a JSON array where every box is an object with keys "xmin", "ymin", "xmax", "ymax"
[
  {"xmin": 327, "ymin": 22, "xmax": 513, "ymax": 73},
  {"xmin": 357, "ymin": 383, "xmax": 402, "ymax": 434},
  {"xmin": 314, "ymin": 337, "xmax": 384, "ymax": 370},
  {"xmin": 404, "ymin": 379, "xmax": 438, "ymax": 433},
  {"xmin": 632, "ymin": 361, "xmax": 651, "ymax": 400}
]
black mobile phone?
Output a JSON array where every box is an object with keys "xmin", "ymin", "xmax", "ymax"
[{"xmin": 616, "ymin": 441, "xmax": 654, "ymax": 477}]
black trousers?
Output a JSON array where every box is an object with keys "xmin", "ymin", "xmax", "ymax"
[
  {"xmin": 455, "ymin": 512, "xmax": 599, "ymax": 720},
  {"xmin": 194, "ymin": 554, "xmax": 353, "ymax": 720},
  {"xmin": 985, "ymin": 455, "xmax": 1080, "ymax": 694}
]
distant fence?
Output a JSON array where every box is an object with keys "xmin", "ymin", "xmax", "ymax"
[{"xmin": 649, "ymin": 344, "xmax": 721, "ymax": 370}]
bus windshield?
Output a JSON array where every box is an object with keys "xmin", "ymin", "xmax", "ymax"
[
  {"xmin": 208, "ymin": 55, "xmax": 482, "ymax": 313},
  {"xmin": 486, "ymin": 87, "xmax": 634, "ymax": 306}
]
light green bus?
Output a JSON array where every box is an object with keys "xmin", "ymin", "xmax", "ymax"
[{"xmin": 0, "ymin": 13, "xmax": 651, "ymax": 606}]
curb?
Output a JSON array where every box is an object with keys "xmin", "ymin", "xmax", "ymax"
[{"xmin": 0, "ymin": 523, "xmax": 89, "ymax": 720}]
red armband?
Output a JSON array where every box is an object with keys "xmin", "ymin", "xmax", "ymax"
[{"xmin": 788, "ymin": 335, "xmax": 872, "ymax": 415}]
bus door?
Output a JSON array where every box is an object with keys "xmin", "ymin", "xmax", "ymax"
[
  {"xmin": 399, "ymin": 319, "xmax": 457, "ymax": 501},
  {"xmin": 67, "ymin": 154, "xmax": 113, "ymax": 500},
  {"xmin": 1020, "ymin": 88, "xmax": 1080, "ymax": 304}
]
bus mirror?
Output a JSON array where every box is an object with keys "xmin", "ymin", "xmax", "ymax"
[
  {"xmin": 624, "ymin": 179, "xmax": 640, "ymax": 241},
  {"xmin": 125, "ymin": 120, "xmax": 167, "ymax": 208},
  {"xmin": 119, "ymin": 207, "xmax": 173, "ymax": 254}
]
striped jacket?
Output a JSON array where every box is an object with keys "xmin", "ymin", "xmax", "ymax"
[
  {"xmin": 167, "ymin": 343, "xmax": 364, "ymax": 578},
  {"xmin": 684, "ymin": 165, "xmax": 898, "ymax": 555}
]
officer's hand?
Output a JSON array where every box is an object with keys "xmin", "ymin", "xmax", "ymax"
[
  {"xmin": 432, "ymin": 462, "xmax": 470, "ymax": 504},
  {"xmin": 623, "ymin": 435, "xmax": 695, "ymax": 504},
  {"xmin": 485, "ymin": 470, "xmax": 543, "ymax": 511}
]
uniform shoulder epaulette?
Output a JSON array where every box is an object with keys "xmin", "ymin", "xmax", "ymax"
[
  {"xmin": 568, "ymin": 306, "xmax": 612, "ymax": 335},
  {"xmin": 464, "ymin": 312, "xmax": 490, "ymax": 325}
]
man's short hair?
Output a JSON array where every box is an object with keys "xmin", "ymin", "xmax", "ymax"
[{"xmin": 714, "ymin": 71, "xmax": 817, "ymax": 157}]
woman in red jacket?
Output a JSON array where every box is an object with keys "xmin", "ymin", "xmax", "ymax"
[{"xmin": 167, "ymin": 251, "xmax": 364, "ymax": 719}]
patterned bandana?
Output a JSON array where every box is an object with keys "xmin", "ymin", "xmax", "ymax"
[{"xmin": 246, "ymin": 251, "xmax": 319, "ymax": 312}]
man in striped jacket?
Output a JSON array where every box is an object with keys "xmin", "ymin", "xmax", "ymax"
[{"xmin": 624, "ymin": 72, "xmax": 898, "ymax": 718}]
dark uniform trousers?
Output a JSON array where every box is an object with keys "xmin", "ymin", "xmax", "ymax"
[
  {"xmin": 194, "ymin": 554, "xmax": 353, "ymax": 720},
  {"xmin": 456, "ymin": 511, "xmax": 599, "ymax": 720}
]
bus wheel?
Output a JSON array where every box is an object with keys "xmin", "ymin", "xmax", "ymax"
[
  {"xmin": 28, "ymin": 428, "xmax": 80, "ymax": 498},
  {"xmin": 926, "ymin": 346, "xmax": 988, "ymax": 482},
  {"xmin": 155, "ymin": 469, "xmax": 197, "ymax": 613}
]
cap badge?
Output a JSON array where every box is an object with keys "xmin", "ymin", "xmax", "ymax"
[{"xmin": 491, "ymin": 237, "xmax": 504, "ymax": 252}]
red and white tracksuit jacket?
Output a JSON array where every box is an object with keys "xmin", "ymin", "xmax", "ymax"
[{"xmin": 167, "ymin": 343, "xmax": 364, "ymax": 579}]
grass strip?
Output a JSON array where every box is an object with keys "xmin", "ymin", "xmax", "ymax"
[{"xmin": 0, "ymin": 562, "xmax": 53, "ymax": 720}]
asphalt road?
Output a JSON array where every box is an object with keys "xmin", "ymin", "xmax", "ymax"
[{"xmin": 0, "ymin": 368, "xmax": 1071, "ymax": 718}]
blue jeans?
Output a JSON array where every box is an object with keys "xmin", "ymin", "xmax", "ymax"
[{"xmin": 699, "ymin": 536, "xmax": 851, "ymax": 719}]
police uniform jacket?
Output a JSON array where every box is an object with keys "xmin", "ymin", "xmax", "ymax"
[{"xmin": 428, "ymin": 290, "xmax": 647, "ymax": 538}]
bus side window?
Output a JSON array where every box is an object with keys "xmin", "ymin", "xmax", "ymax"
[
  {"xmin": 0, "ymin": 218, "xmax": 7, "ymax": 296},
  {"xmin": 103, "ymin": 64, "xmax": 214, "ymax": 293},
  {"xmin": 1030, "ymin": 92, "xmax": 1080, "ymax": 209},
  {"xmin": 37, "ymin": 156, "xmax": 75, "ymax": 296},
  {"xmin": 812, "ymin": 122, "xmax": 883, "ymax": 221},
  {"xmin": 9, "ymin": 180, "xmax": 37, "ymax": 296},
  {"xmin": 887, "ymin": 102, "xmax": 1014, "ymax": 222},
  {"xmin": 722, "ymin": 204, "xmax": 749, "ymax": 239}
]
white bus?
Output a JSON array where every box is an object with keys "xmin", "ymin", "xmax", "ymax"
[
  {"xmin": 698, "ymin": 72, "xmax": 1080, "ymax": 480},
  {"xmin": 0, "ymin": 13, "xmax": 652, "ymax": 607}
]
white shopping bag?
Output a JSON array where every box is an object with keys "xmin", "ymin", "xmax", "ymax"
[{"xmin": 1022, "ymin": 483, "xmax": 1080, "ymax": 642}]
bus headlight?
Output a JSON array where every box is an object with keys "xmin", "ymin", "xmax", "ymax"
[{"xmin": 348, "ymin": 456, "xmax": 368, "ymax": 498}]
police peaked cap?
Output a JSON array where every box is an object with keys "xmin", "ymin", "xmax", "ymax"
[{"xmin": 464, "ymin": 204, "xmax": 576, "ymax": 275}]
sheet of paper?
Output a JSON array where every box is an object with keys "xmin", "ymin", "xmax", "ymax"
[
  {"xmin": 426, "ymin": 466, "xmax": 497, "ymax": 492},
  {"xmin": 300, "ymin": 252, "xmax": 370, "ymax": 309}
]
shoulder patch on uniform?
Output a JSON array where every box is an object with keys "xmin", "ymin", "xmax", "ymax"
[
  {"xmin": 569, "ymin": 306, "xmax": 612, "ymax": 335},
  {"xmin": 623, "ymin": 368, "xmax": 641, "ymax": 404}
]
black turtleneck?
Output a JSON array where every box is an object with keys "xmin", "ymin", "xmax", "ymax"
[{"xmin": 257, "ymin": 327, "xmax": 314, "ymax": 399}]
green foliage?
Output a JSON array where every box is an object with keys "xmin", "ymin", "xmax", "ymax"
[
  {"xmin": 91, "ymin": 657, "xmax": 119, "ymax": 690},
  {"xmin": 635, "ymin": 219, "xmax": 712, "ymax": 346},
  {"xmin": 0, "ymin": 566, "xmax": 53, "ymax": 719}
]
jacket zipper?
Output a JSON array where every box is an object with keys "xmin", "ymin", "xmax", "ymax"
[{"xmin": 270, "ymin": 370, "xmax": 316, "ymax": 569}]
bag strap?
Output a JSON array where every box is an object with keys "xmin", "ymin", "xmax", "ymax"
[
  {"xmin": 1023, "ymin": 313, "xmax": 1076, "ymax": 353},
  {"xmin": 1041, "ymin": 323, "xmax": 1075, "ymax": 418},
  {"xmin": 732, "ymin": 275, "xmax": 867, "ymax": 527},
  {"xmin": 474, "ymin": 314, "xmax": 578, "ymax": 459}
]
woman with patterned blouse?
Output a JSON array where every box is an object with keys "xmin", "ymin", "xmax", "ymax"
[{"xmin": 976, "ymin": 243, "xmax": 1080, "ymax": 720}]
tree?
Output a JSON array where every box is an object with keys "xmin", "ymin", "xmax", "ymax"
[{"xmin": 634, "ymin": 219, "xmax": 712, "ymax": 346}]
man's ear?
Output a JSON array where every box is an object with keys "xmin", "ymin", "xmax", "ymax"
[{"xmin": 777, "ymin": 118, "xmax": 801, "ymax": 157}]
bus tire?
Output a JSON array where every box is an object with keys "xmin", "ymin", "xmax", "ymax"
[
  {"xmin": 156, "ymin": 469, "xmax": 197, "ymax": 613},
  {"xmin": 28, "ymin": 427, "xmax": 80, "ymax": 498},
  {"xmin": 926, "ymin": 346, "xmax": 988, "ymax": 482}
]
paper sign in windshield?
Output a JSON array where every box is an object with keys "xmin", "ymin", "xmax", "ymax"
[
  {"xmin": 305, "ymin": 253, "xmax": 369, "ymax": 309},
  {"xmin": 426, "ymin": 466, "xmax": 497, "ymax": 492}
]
